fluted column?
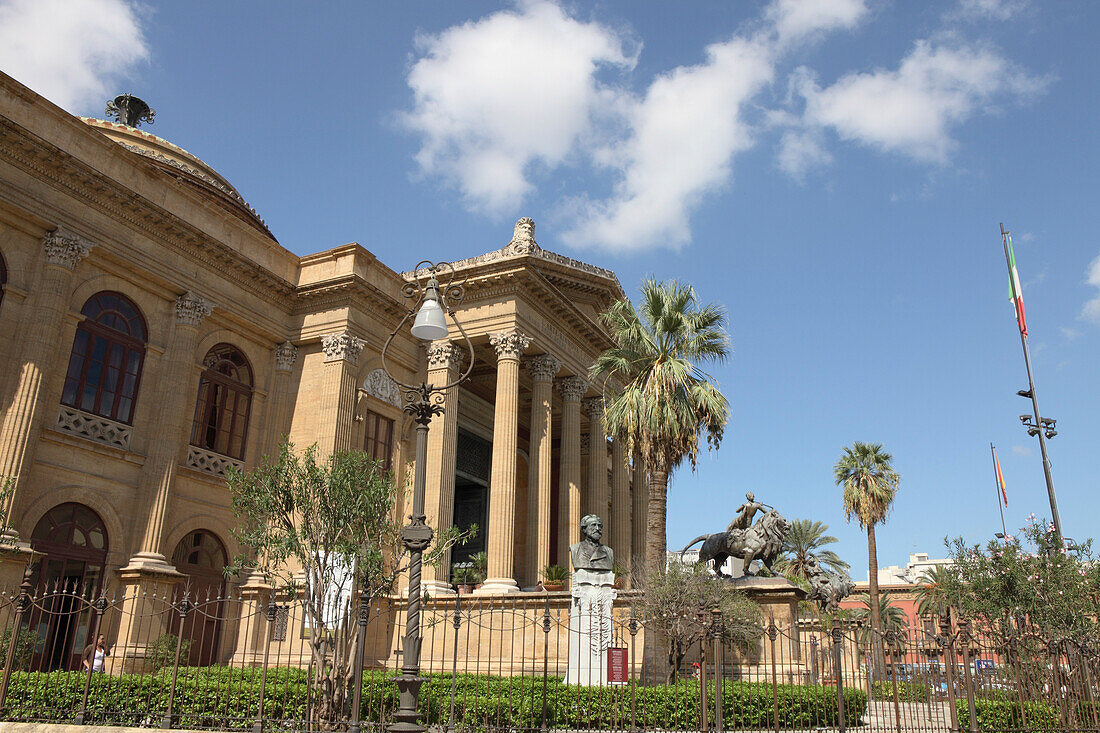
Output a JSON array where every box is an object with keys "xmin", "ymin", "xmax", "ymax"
[
  {"xmin": 0, "ymin": 229, "xmax": 93, "ymax": 536},
  {"xmin": 523, "ymin": 354, "xmax": 559, "ymax": 587},
  {"xmin": 632, "ymin": 451, "xmax": 647, "ymax": 573},
  {"xmin": 610, "ymin": 436, "xmax": 631, "ymax": 580},
  {"xmin": 260, "ymin": 341, "xmax": 298, "ymax": 460},
  {"xmin": 126, "ymin": 292, "xmax": 214, "ymax": 571},
  {"xmin": 555, "ymin": 376, "xmax": 585, "ymax": 568},
  {"xmin": 421, "ymin": 341, "xmax": 466, "ymax": 595},
  {"xmin": 478, "ymin": 330, "xmax": 529, "ymax": 594},
  {"xmin": 316, "ymin": 331, "xmax": 364, "ymax": 456},
  {"xmin": 583, "ymin": 397, "xmax": 607, "ymax": 521}
]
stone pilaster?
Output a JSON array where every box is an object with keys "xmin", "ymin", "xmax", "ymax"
[
  {"xmin": 478, "ymin": 330, "xmax": 529, "ymax": 594},
  {"xmin": 421, "ymin": 340, "xmax": 466, "ymax": 595},
  {"xmin": 555, "ymin": 376, "xmax": 586, "ymax": 568},
  {"xmin": 523, "ymin": 354, "xmax": 559, "ymax": 587},
  {"xmin": 610, "ymin": 436, "xmax": 631, "ymax": 580},
  {"xmin": 0, "ymin": 228, "xmax": 92, "ymax": 538},
  {"xmin": 632, "ymin": 452, "xmax": 648, "ymax": 574},
  {"xmin": 260, "ymin": 341, "xmax": 298, "ymax": 459},
  {"xmin": 125, "ymin": 291, "xmax": 213, "ymax": 573},
  {"xmin": 582, "ymin": 397, "xmax": 607, "ymax": 521},
  {"xmin": 316, "ymin": 331, "xmax": 364, "ymax": 456}
]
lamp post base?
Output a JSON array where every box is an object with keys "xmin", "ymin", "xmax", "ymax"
[{"xmin": 388, "ymin": 673, "xmax": 427, "ymax": 733}]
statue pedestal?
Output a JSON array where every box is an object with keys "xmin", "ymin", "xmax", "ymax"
[{"xmin": 566, "ymin": 569, "xmax": 618, "ymax": 686}]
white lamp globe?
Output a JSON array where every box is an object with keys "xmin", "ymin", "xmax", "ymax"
[{"xmin": 411, "ymin": 298, "xmax": 448, "ymax": 341}]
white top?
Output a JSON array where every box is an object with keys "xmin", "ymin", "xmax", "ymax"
[{"xmin": 92, "ymin": 648, "xmax": 105, "ymax": 672}]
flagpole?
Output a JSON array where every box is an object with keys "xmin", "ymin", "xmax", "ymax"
[
  {"xmin": 1000, "ymin": 222, "xmax": 1063, "ymax": 542},
  {"xmin": 990, "ymin": 443, "xmax": 1008, "ymax": 539}
]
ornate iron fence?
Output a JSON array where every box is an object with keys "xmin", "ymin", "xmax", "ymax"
[{"xmin": 0, "ymin": 577, "xmax": 1095, "ymax": 732}]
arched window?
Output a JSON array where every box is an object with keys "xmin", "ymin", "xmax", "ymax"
[
  {"xmin": 29, "ymin": 503, "xmax": 109, "ymax": 670},
  {"xmin": 171, "ymin": 530, "xmax": 228, "ymax": 666},
  {"xmin": 62, "ymin": 292, "xmax": 147, "ymax": 424},
  {"xmin": 191, "ymin": 344, "xmax": 253, "ymax": 460}
]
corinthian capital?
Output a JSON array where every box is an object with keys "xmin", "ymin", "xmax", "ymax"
[
  {"xmin": 175, "ymin": 292, "xmax": 214, "ymax": 326},
  {"xmin": 426, "ymin": 340, "xmax": 468, "ymax": 372},
  {"xmin": 42, "ymin": 228, "xmax": 94, "ymax": 269},
  {"xmin": 322, "ymin": 331, "xmax": 364, "ymax": 365},
  {"xmin": 524, "ymin": 354, "xmax": 561, "ymax": 383},
  {"xmin": 274, "ymin": 341, "xmax": 298, "ymax": 372},
  {"xmin": 489, "ymin": 330, "xmax": 531, "ymax": 361},
  {"xmin": 582, "ymin": 396, "xmax": 605, "ymax": 421},
  {"xmin": 556, "ymin": 375, "xmax": 587, "ymax": 402}
]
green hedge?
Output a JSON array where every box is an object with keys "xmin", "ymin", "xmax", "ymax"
[
  {"xmin": 0, "ymin": 668, "xmax": 866, "ymax": 731},
  {"xmin": 955, "ymin": 698, "xmax": 1062, "ymax": 731}
]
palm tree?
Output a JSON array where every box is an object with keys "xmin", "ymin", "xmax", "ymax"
[
  {"xmin": 591, "ymin": 279, "xmax": 730, "ymax": 577},
  {"xmin": 852, "ymin": 593, "xmax": 910, "ymax": 649},
  {"xmin": 914, "ymin": 564, "xmax": 955, "ymax": 619},
  {"xmin": 776, "ymin": 519, "xmax": 850, "ymax": 579},
  {"xmin": 835, "ymin": 441, "xmax": 899, "ymax": 681}
]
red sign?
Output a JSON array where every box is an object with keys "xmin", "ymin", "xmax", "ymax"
[{"xmin": 607, "ymin": 647, "xmax": 628, "ymax": 683}]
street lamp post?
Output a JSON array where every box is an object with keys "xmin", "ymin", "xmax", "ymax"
[{"xmin": 382, "ymin": 261, "xmax": 473, "ymax": 733}]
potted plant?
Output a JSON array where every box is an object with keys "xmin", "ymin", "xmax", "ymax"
[
  {"xmin": 452, "ymin": 562, "xmax": 475, "ymax": 594},
  {"xmin": 470, "ymin": 551, "xmax": 489, "ymax": 590},
  {"xmin": 540, "ymin": 564, "xmax": 568, "ymax": 591}
]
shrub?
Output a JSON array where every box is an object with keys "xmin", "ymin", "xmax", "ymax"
[
  {"xmin": 872, "ymin": 679, "xmax": 931, "ymax": 702},
  {"xmin": 0, "ymin": 624, "xmax": 39, "ymax": 669},
  {"xmin": 0, "ymin": 667, "xmax": 867, "ymax": 730},
  {"xmin": 144, "ymin": 634, "xmax": 192, "ymax": 672},
  {"xmin": 956, "ymin": 698, "xmax": 1059, "ymax": 731}
]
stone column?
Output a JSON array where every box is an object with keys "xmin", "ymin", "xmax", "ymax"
[
  {"xmin": 421, "ymin": 340, "xmax": 466, "ymax": 596},
  {"xmin": 523, "ymin": 354, "xmax": 559, "ymax": 587},
  {"xmin": 0, "ymin": 229, "xmax": 93, "ymax": 539},
  {"xmin": 583, "ymin": 397, "xmax": 607, "ymax": 521},
  {"xmin": 126, "ymin": 292, "xmax": 214, "ymax": 572},
  {"xmin": 317, "ymin": 331, "xmax": 364, "ymax": 456},
  {"xmin": 579, "ymin": 434, "xmax": 591, "ymax": 516},
  {"xmin": 610, "ymin": 436, "xmax": 631, "ymax": 580},
  {"xmin": 260, "ymin": 341, "xmax": 298, "ymax": 459},
  {"xmin": 478, "ymin": 330, "xmax": 529, "ymax": 594},
  {"xmin": 632, "ymin": 452, "xmax": 648, "ymax": 573},
  {"xmin": 555, "ymin": 376, "xmax": 586, "ymax": 568}
]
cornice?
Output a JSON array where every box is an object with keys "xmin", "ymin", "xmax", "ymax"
[
  {"xmin": 0, "ymin": 116, "xmax": 296, "ymax": 305},
  {"xmin": 293, "ymin": 273, "xmax": 406, "ymax": 320}
]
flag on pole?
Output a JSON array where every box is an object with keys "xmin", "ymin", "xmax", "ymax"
[
  {"xmin": 1007, "ymin": 234, "xmax": 1028, "ymax": 338},
  {"xmin": 993, "ymin": 447, "xmax": 1008, "ymax": 507}
]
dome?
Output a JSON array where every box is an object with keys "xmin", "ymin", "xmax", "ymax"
[{"xmin": 80, "ymin": 116, "xmax": 276, "ymax": 241}]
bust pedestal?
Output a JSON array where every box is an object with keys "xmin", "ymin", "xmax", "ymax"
[{"xmin": 565, "ymin": 569, "xmax": 618, "ymax": 686}]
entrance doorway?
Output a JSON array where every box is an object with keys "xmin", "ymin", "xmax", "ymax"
[
  {"xmin": 29, "ymin": 503, "xmax": 108, "ymax": 670},
  {"xmin": 170, "ymin": 530, "xmax": 228, "ymax": 666},
  {"xmin": 451, "ymin": 429, "xmax": 491, "ymax": 581}
]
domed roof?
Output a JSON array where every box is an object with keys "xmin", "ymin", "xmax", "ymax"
[{"xmin": 80, "ymin": 116, "xmax": 276, "ymax": 241}]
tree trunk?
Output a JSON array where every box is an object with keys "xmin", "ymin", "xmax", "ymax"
[
  {"xmin": 645, "ymin": 468, "xmax": 669, "ymax": 578},
  {"xmin": 867, "ymin": 523, "xmax": 887, "ymax": 683}
]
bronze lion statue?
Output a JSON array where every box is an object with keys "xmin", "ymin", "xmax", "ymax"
[{"xmin": 678, "ymin": 509, "xmax": 791, "ymax": 578}]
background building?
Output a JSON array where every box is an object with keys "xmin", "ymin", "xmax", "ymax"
[{"xmin": 0, "ymin": 75, "xmax": 644, "ymax": 668}]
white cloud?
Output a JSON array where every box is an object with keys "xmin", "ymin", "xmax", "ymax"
[
  {"xmin": 796, "ymin": 40, "xmax": 1046, "ymax": 162},
  {"xmin": 952, "ymin": 0, "xmax": 1028, "ymax": 21},
  {"xmin": 777, "ymin": 128, "xmax": 832, "ymax": 182},
  {"xmin": 1011, "ymin": 445, "xmax": 1032, "ymax": 457},
  {"xmin": 401, "ymin": 0, "xmax": 636, "ymax": 216},
  {"xmin": 1081, "ymin": 253, "xmax": 1100, "ymax": 323},
  {"xmin": 767, "ymin": 0, "xmax": 869, "ymax": 46},
  {"xmin": 563, "ymin": 37, "xmax": 775, "ymax": 251},
  {"xmin": 0, "ymin": 0, "xmax": 148, "ymax": 113}
]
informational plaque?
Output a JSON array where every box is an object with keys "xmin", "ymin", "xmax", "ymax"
[{"xmin": 607, "ymin": 647, "xmax": 628, "ymax": 684}]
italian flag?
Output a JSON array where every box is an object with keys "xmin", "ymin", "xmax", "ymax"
[
  {"xmin": 993, "ymin": 447, "xmax": 1008, "ymax": 507},
  {"xmin": 1007, "ymin": 235, "xmax": 1028, "ymax": 338}
]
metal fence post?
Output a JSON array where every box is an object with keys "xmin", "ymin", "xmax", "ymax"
[
  {"xmin": 251, "ymin": 602, "xmax": 277, "ymax": 733},
  {"xmin": 939, "ymin": 617, "xmax": 960, "ymax": 733},
  {"xmin": 161, "ymin": 597, "xmax": 192, "ymax": 729},
  {"xmin": 831, "ymin": 626, "xmax": 846, "ymax": 733},
  {"xmin": 768, "ymin": 621, "xmax": 779, "ymax": 733},
  {"xmin": 957, "ymin": 620, "xmax": 978, "ymax": 733},
  {"xmin": 0, "ymin": 573, "xmax": 33, "ymax": 712},
  {"xmin": 349, "ymin": 591, "xmax": 369, "ymax": 733},
  {"xmin": 884, "ymin": 631, "xmax": 901, "ymax": 733},
  {"xmin": 699, "ymin": 614, "xmax": 709, "ymax": 733},
  {"xmin": 540, "ymin": 596, "xmax": 549, "ymax": 733},
  {"xmin": 75, "ymin": 595, "xmax": 108, "ymax": 725},
  {"xmin": 629, "ymin": 616, "xmax": 639, "ymax": 733},
  {"xmin": 712, "ymin": 608, "xmax": 723, "ymax": 732}
]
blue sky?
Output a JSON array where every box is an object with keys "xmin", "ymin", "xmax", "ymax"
[{"xmin": 2, "ymin": 0, "xmax": 1098, "ymax": 579}]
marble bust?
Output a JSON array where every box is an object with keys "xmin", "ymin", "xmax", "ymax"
[{"xmin": 569, "ymin": 514, "xmax": 614, "ymax": 572}]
